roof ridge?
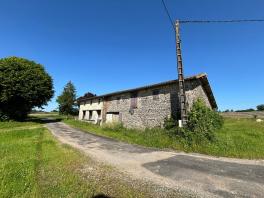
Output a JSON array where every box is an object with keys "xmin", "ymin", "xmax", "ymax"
[{"xmin": 78, "ymin": 73, "xmax": 208, "ymax": 102}]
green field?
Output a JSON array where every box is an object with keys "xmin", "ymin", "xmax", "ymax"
[
  {"xmin": 0, "ymin": 120, "xmax": 151, "ymax": 198},
  {"xmin": 1, "ymin": 116, "xmax": 263, "ymax": 197},
  {"xmin": 64, "ymin": 117, "xmax": 264, "ymax": 159}
]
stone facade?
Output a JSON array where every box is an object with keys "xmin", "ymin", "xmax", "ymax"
[{"xmin": 78, "ymin": 73, "xmax": 217, "ymax": 129}]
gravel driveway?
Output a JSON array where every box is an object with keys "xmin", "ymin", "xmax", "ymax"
[{"xmin": 46, "ymin": 122, "xmax": 264, "ymax": 198}]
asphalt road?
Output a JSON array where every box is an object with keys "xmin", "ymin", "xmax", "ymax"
[{"xmin": 46, "ymin": 122, "xmax": 264, "ymax": 198}]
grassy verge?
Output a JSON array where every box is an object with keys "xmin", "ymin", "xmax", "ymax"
[
  {"xmin": 0, "ymin": 120, "xmax": 39, "ymax": 129},
  {"xmin": 64, "ymin": 118, "xmax": 264, "ymax": 159},
  {"xmin": 0, "ymin": 121, "xmax": 153, "ymax": 197}
]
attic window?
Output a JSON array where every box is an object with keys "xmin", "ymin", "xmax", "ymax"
[
  {"xmin": 152, "ymin": 89, "xmax": 160, "ymax": 100},
  {"xmin": 130, "ymin": 92, "xmax": 137, "ymax": 109},
  {"xmin": 116, "ymin": 97, "xmax": 121, "ymax": 104}
]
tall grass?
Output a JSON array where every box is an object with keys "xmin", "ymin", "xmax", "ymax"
[
  {"xmin": 64, "ymin": 118, "xmax": 264, "ymax": 159},
  {"xmin": 0, "ymin": 121, "xmax": 151, "ymax": 197}
]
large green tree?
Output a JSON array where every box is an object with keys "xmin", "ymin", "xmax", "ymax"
[
  {"xmin": 56, "ymin": 81, "xmax": 78, "ymax": 115},
  {"xmin": 257, "ymin": 104, "xmax": 264, "ymax": 111},
  {"xmin": 0, "ymin": 57, "xmax": 54, "ymax": 120}
]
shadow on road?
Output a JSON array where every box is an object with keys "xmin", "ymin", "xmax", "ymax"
[
  {"xmin": 27, "ymin": 116, "xmax": 62, "ymax": 124},
  {"xmin": 143, "ymin": 155, "xmax": 264, "ymax": 184}
]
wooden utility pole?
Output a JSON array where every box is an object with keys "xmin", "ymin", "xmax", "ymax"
[{"xmin": 175, "ymin": 20, "xmax": 187, "ymax": 126}]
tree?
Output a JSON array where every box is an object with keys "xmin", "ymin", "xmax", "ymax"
[
  {"xmin": 56, "ymin": 81, "xmax": 78, "ymax": 115},
  {"xmin": 0, "ymin": 57, "xmax": 54, "ymax": 120},
  {"xmin": 257, "ymin": 104, "xmax": 264, "ymax": 111}
]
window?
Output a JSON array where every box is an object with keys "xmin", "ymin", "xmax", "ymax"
[
  {"xmin": 90, "ymin": 100, "xmax": 92, "ymax": 105},
  {"xmin": 89, "ymin": 110, "xmax": 93, "ymax": 120},
  {"xmin": 98, "ymin": 99, "xmax": 101, "ymax": 104},
  {"xmin": 97, "ymin": 110, "xmax": 102, "ymax": 119},
  {"xmin": 82, "ymin": 111, "xmax": 86, "ymax": 119},
  {"xmin": 130, "ymin": 92, "xmax": 137, "ymax": 109},
  {"xmin": 116, "ymin": 97, "xmax": 121, "ymax": 104},
  {"xmin": 153, "ymin": 89, "xmax": 160, "ymax": 100}
]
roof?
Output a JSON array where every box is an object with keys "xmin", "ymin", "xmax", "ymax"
[{"xmin": 77, "ymin": 73, "xmax": 217, "ymax": 109}]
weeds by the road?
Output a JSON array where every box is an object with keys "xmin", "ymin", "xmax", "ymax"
[{"xmin": 64, "ymin": 117, "xmax": 264, "ymax": 159}]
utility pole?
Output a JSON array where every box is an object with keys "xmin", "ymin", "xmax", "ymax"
[{"xmin": 175, "ymin": 20, "xmax": 187, "ymax": 126}]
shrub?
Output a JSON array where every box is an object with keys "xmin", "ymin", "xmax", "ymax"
[
  {"xmin": 187, "ymin": 99, "xmax": 223, "ymax": 141},
  {"xmin": 164, "ymin": 99, "xmax": 223, "ymax": 144},
  {"xmin": 164, "ymin": 117, "xmax": 178, "ymax": 130}
]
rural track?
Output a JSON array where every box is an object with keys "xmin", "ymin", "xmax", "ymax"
[{"xmin": 46, "ymin": 122, "xmax": 264, "ymax": 198}]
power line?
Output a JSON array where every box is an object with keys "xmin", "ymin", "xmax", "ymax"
[
  {"xmin": 161, "ymin": 0, "xmax": 175, "ymax": 31},
  {"xmin": 180, "ymin": 19, "xmax": 264, "ymax": 24}
]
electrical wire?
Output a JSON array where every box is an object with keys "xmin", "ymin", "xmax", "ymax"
[
  {"xmin": 161, "ymin": 0, "xmax": 175, "ymax": 31},
  {"xmin": 161, "ymin": 0, "xmax": 264, "ymax": 25},
  {"xmin": 180, "ymin": 19, "xmax": 264, "ymax": 24}
]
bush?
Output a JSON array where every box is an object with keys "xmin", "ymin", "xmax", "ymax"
[
  {"xmin": 164, "ymin": 117, "xmax": 178, "ymax": 130},
  {"xmin": 187, "ymin": 99, "xmax": 223, "ymax": 141},
  {"xmin": 164, "ymin": 99, "xmax": 223, "ymax": 144}
]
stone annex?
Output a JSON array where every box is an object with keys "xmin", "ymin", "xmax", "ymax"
[{"xmin": 77, "ymin": 73, "xmax": 217, "ymax": 129}]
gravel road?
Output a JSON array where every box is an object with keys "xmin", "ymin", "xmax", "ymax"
[{"xmin": 46, "ymin": 122, "xmax": 264, "ymax": 198}]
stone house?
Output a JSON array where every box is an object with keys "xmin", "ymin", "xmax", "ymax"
[{"xmin": 77, "ymin": 73, "xmax": 217, "ymax": 129}]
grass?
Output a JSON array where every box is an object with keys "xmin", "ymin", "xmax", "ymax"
[
  {"xmin": 0, "ymin": 120, "xmax": 39, "ymax": 129},
  {"xmin": 2, "ymin": 115, "xmax": 262, "ymax": 197},
  {"xmin": 205, "ymin": 118, "xmax": 264, "ymax": 159},
  {"xmin": 0, "ymin": 120, "xmax": 152, "ymax": 197},
  {"xmin": 64, "ymin": 118, "xmax": 264, "ymax": 159}
]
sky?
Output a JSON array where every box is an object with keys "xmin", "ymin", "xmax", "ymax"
[{"xmin": 0, "ymin": 0, "xmax": 263, "ymax": 111}]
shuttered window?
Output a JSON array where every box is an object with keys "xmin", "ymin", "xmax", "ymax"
[
  {"xmin": 130, "ymin": 92, "xmax": 137, "ymax": 109},
  {"xmin": 153, "ymin": 89, "xmax": 160, "ymax": 100}
]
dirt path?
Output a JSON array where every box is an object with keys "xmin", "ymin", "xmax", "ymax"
[{"xmin": 46, "ymin": 122, "xmax": 264, "ymax": 198}]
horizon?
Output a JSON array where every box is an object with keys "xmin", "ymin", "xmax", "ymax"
[{"xmin": 0, "ymin": 0, "xmax": 263, "ymax": 111}]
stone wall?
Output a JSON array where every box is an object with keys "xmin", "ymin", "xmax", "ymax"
[
  {"xmin": 104, "ymin": 85, "xmax": 173, "ymax": 129},
  {"xmin": 185, "ymin": 79, "xmax": 212, "ymax": 110},
  {"xmin": 103, "ymin": 78, "xmax": 213, "ymax": 129},
  {"xmin": 78, "ymin": 78, "xmax": 214, "ymax": 129}
]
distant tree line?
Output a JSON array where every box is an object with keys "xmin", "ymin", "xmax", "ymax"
[{"xmin": 221, "ymin": 104, "xmax": 264, "ymax": 113}]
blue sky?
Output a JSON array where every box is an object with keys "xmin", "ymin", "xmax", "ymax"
[{"xmin": 0, "ymin": 0, "xmax": 263, "ymax": 111}]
